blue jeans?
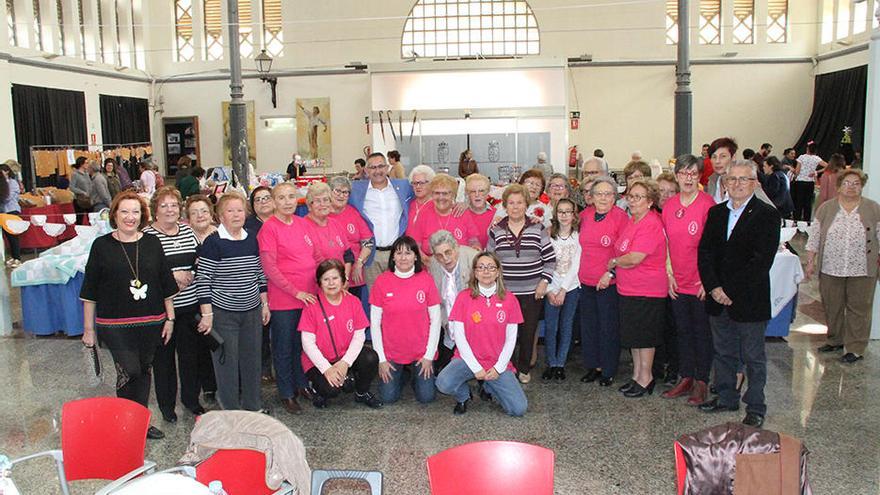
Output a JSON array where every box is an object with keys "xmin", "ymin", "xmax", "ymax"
[
  {"xmin": 544, "ymin": 287, "xmax": 581, "ymax": 367},
  {"xmin": 435, "ymin": 358, "xmax": 528, "ymax": 417},
  {"xmin": 710, "ymin": 309, "xmax": 768, "ymax": 416},
  {"xmin": 377, "ymin": 360, "xmax": 436, "ymax": 404},
  {"xmin": 270, "ymin": 309, "xmax": 307, "ymax": 400},
  {"xmin": 579, "ymin": 284, "xmax": 620, "ymax": 379}
]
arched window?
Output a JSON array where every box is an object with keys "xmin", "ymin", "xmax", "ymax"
[{"xmin": 401, "ymin": 0, "xmax": 539, "ymax": 59}]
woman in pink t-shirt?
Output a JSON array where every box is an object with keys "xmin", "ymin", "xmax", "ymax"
[
  {"xmin": 406, "ymin": 165, "xmax": 436, "ymax": 235},
  {"xmin": 257, "ymin": 182, "xmax": 319, "ymax": 413},
  {"xmin": 609, "ymin": 179, "xmax": 667, "ymax": 398},
  {"xmin": 411, "ymin": 174, "xmax": 481, "ymax": 256},
  {"xmin": 661, "ymin": 155, "xmax": 716, "ymax": 406},
  {"xmin": 435, "ymin": 253, "xmax": 528, "ymax": 417},
  {"xmin": 302, "ymin": 182, "xmax": 354, "ymax": 274},
  {"xmin": 328, "ymin": 176, "xmax": 374, "ymax": 299},
  {"xmin": 370, "ymin": 236, "xmax": 442, "ymax": 404},
  {"xmin": 577, "ymin": 177, "xmax": 629, "ymax": 386},
  {"xmin": 463, "ymin": 173, "xmax": 495, "ymax": 248},
  {"xmin": 299, "ymin": 259, "xmax": 382, "ymax": 409}
]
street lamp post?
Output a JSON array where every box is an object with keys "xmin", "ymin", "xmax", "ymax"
[{"xmin": 226, "ymin": 0, "xmax": 248, "ymax": 188}]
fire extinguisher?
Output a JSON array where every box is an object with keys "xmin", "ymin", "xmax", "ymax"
[{"xmin": 568, "ymin": 146, "xmax": 578, "ymax": 168}]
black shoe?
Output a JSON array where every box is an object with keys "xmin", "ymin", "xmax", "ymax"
[
  {"xmin": 312, "ymin": 394, "xmax": 328, "ymax": 409},
  {"xmin": 709, "ymin": 384, "xmax": 717, "ymax": 394},
  {"xmin": 541, "ymin": 367, "xmax": 555, "ymax": 380},
  {"xmin": 188, "ymin": 405, "xmax": 207, "ymax": 416},
  {"xmin": 841, "ymin": 352, "xmax": 864, "ymax": 364},
  {"xmin": 580, "ymin": 369, "xmax": 601, "ymax": 383},
  {"xmin": 203, "ymin": 391, "xmax": 217, "ymax": 402},
  {"xmin": 554, "ymin": 367, "xmax": 566, "ymax": 381},
  {"xmin": 258, "ymin": 408, "xmax": 272, "ymax": 415},
  {"xmin": 355, "ymin": 391, "xmax": 383, "ymax": 409},
  {"xmin": 598, "ymin": 376, "xmax": 614, "ymax": 387},
  {"xmin": 699, "ymin": 397, "xmax": 740, "ymax": 413},
  {"xmin": 161, "ymin": 410, "xmax": 178, "ymax": 423},
  {"xmin": 453, "ymin": 398, "xmax": 470, "ymax": 415},
  {"xmin": 663, "ymin": 372, "xmax": 679, "ymax": 387},
  {"xmin": 742, "ymin": 412, "xmax": 765, "ymax": 428},
  {"xmin": 342, "ymin": 375, "xmax": 356, "ymax": 394},
  {"xmin": 146, "ymin": 426, "xmax": 165, "ymax": 440},
  {"xmin": 297, "ymin": 386, "xmax": 316, "ymax": 402},
  {"xmin": 818, "ymin": 344, "xmax": 843, "ymax": 353},
  {"xmin": 478, "ymin": 384, "xmax": 493, "ymax": 402},
  {"xmin": 623, "ymin": 380, "xmax": 655, "ymax": 398},
  {"xmin": 618, "ymin": 380, "xmax": 635, "ymax": 393}
]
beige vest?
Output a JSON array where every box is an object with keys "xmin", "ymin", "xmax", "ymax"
[{"xmin": 814, "ymin": 197, "xmax": 880, "ymax": 278}]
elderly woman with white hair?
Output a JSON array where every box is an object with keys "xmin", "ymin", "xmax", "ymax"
[
  {"xmin": 428, "ymin": 229, "xmax": 478, "ymax": 371},
  {"xmin": 303, "ymin": 182, "xmax": 354, "ymax": 273},
  {"xmin": 411, "ymin": 174, "xmax": 481, "ymax": 256},
  {"xmin": 579, "ymin": 157, "xmax": 609, "ymax": 208},
  {"xmin": 406, "ymin": 164, "xmax": 437, "ymax": 234},
  {"xmin": 328, "ymin": 175, "xmax": 374, "ymax": 298},
  {"xmin": 463, "ymin": 173, "xmax": 495, "ymax": 248}
]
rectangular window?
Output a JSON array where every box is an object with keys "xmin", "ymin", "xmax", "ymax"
[
  {"xmin": 820, "ymin": 0, "xmax": 833, "ymax": 43},
  {"xmin": 33, "ymin": 0, "xmax": 44, "ymax": 51},
  {"xmin": 203, "ymin": 0, "xmax": 222, "ymax": 60},
  {"xmin": 698, "ymin": 0, "xmax": 721, "ymax": 45},
  {"xmin": 262, "ymin": 0, "xmax": 282, "ymax": 57},
  {"xmin": 55, "ymin": 0, "xmax": 66, "ymax": 54},
  {"xmin": 732, "ymin": 0, "xmax": 753, "ymax": 44},
  {"xmin": 766, "ymin": 0, "xmax": 787, "ymax": 43},
  {"xmin": 6, "ymin": 0, "xmax": 16, "ymax": 46},
  {"xmin": 131, "ymin": 0, "xmax": 144, "ymax": 68},
  {"xmin": 97, "ymin": 0, "xmax": 107, "ymax": 62},
  {"xmin": 853, "ymin": 0, "xmax": 867, "ymax": 35},
  {"xmin": 665, "ymin": 0, "xmax": 678, "ymax": 45},
  {"xmin": 836, "ymin": 0, "xmax": 850, "ymax": 40},
  {"xmin": 175, "ymin": 0, "xmax": 195, "ymax": 61},
  {"xmin": 238, "ymin": 0, "xmax": 254, "ymax": 58}
]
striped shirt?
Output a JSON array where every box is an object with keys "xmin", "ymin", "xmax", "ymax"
[
  {"xmin": 487, "ymin": 217, "xmax": 556, "ymax": 295},
  {"xmin": 143, "ymin": 223, "xmax": 199, "ymax": 310},
  {"xmin": 196, "ymin": 225, "xmax": 268, "ymax": 312}
]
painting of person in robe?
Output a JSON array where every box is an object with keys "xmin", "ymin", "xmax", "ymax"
[
  {"xmin": 221, "ymin": 100, "xmax": 257, "ymax": 166},
  {"xmin": 297, "ymin": 98, "xmax": 331, "ymax": 161}
]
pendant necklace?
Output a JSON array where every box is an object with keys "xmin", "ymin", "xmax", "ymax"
[{"xmin": 118, "ymin": 233, "xmax": 149, "ymax": 301}]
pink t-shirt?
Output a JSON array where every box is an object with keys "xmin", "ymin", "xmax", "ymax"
[
  {"xmin": 257, "ymin": 215, "xmax": 318, "ymax": 310},
  {"xmin": 662, "ymin": 192, "xmax": 714, "ymax": 296},
  {"xmin": 298, "ymin": 292, "xmax": 369, "ymax": 372},
  {"xmin": 301, "ymin": 216, "xmax": 349, "ymax": 265},
  {"xmin": 464, "ymin": 208, "xmax": 496, "ymax": 249},
  {"xmin": 448, "ymin": 290, "xmax": 524, "ymax": 372},
  {"xmin": 577, "ymin": 206, "xmax": 629, "ymax": 286},
  {"xmin": 412, "ymin": 207, "xmax": 479, "ymax": 255},
  {"xmin": 614, "ymin": 210, "xmax": 668, "ymax": 298},
  {"xmin": 369, "ymin": 271, "xmax": 441, "ymax": 363},
  {"xmin": 329, "ymin": 205, "xmax": 373, "ymax": 288},
  {"xmin": 406, "ymin": 198, "xmax": 435, "ymax": 236}
]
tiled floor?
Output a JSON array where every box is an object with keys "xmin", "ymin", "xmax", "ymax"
[{"xmin": 1, "ymin": 235, "xmax": 878, "ymax": 494}]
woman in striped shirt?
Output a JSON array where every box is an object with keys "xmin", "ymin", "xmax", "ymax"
[
  {"xmin": 144, "ymin": 186, "xmax": 212, "ymax": 421},
  {"xmin": 196, "ymin": 192, "xmax": 270, "ymax": 411},
  {"xmin": 487, "ymin": 183, "xmax": 556, "ymax": 384}
]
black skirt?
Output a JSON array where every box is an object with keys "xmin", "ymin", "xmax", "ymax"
[{"xmin": 619, "ymin": 295, "xmax": 666, "ymax": 348}]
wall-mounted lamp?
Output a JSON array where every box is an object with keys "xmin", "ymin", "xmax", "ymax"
[{"xmin": 255, "ymin": 49, "xmax": 278, "ymax": 108}]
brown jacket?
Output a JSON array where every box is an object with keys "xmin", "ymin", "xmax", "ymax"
[{"xmin": 813, "ymin": 196, "xmax": 880, "ymax": 278}]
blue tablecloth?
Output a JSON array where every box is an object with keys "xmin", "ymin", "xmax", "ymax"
[
  {"xmin": 21, "ymin": 272, "xmax": 84, "ymax": 336},
  {"xmin": 765, "ymin": 296, "xmax": 796, "ymax": 338}
]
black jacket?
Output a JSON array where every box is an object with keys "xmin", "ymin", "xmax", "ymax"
[{"xmin": 697, "ymin": 195, "xmax": 781, "ymax": 322}]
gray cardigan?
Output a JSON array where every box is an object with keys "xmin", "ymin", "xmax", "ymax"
[
  {"xmin": 89, "ymin": 173, "xmax": 112, "ymax": 207},
  {"xmin": 70, "ymin": 169, "xmax": 91, "ymax": 197}
]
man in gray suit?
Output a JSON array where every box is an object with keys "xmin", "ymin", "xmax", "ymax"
[{"xmin": 428, "ymin": 230, "xmax": 478, "ymax": 372}]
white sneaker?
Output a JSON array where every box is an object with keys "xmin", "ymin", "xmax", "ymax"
[{"xmin": 7, "ymin": 259, "xmax": 21, "ymax": 268}]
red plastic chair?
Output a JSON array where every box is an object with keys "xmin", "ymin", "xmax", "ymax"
[
  {"xmin": 674, "ymin": 441, "xmax": 687, "ymax": 495},
  {"xmin": 193, "ymin": 449, "xmax": 295, "ymax": 495},
  {"xmin": 426, "ymin": 441, "xmax": 554, "ymax": 495},
  {"xmin": 8, "ymin": 397, "xmax": 156, "ymax": 495}
]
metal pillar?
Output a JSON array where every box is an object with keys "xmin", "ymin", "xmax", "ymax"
[
  {"xmin": 865, "ymin": 5, "xmax": 880, "ymax": 339},
  {"xmin": 227, "ymin": 0, "xmax": 249, "ymax": 188},
  {"xmin": 674, "ymin": 0, "xmax": 692, "ymax": 157}
]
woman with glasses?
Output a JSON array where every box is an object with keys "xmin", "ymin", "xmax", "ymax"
[
  {"xmin": 806, "ymin": 169, "xmax": 880, "ymax": 364},
  {"xmin": 303, "ymin": 182, "xmax": 354, "ymax": 272},
  {"xmin": 610, "ymin": 179, "xmax": 668, "ymax": 398},
  {"xmin": 244, "ymin": 186, "xmax": 276, "ymax": 383},
  {"xmin": 546, "ymin": 173, "xmax": 572, "ymax": 206},
  {"xmin": 435, "ymin": 252, "xmax": 527, "ymax": 416},
  {"xmin": 616, "ymin": 160, "xmax": 652, "ymax": 213},
  {"xmin": 661, "ymin": 155, "xmax": 716, "ymax": 406},
  {"xmin": 463, "ymin": 174, "xmax": 495, "ymax": 248},
  {"xmin": 406, "ymin": 165, "xmax": 436, "ymax": 235},
  {"xmin": 578, "ymin": 177, "xmax": 628, "ymax": 386},
  {"xmin": 328, "ymin": 176, "xmax": 374, "ymax": 298},
  {"xmin": 579, "ymin": 157, "xmax": 608, "ymax": 208},
  {"xmin": 411, "ymin": 174, "xmax": 481, "ymax": 256}
]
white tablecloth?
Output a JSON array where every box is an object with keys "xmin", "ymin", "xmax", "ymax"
[
  {"xmin": 110, "ymin": 473, "xmax": 212, "ymax": 495},
  {"xmin": 769, "ymin": 250, "xmax": 804, "ymax": 319}
]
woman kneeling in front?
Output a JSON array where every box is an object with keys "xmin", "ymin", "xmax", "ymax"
[
  {"xmin": 435, "ymin": 252, "xmax": 528, "ymax": 417},
  {"xmin": 299, "ymin": 259, "xmax": 383, "ymax": 409}
]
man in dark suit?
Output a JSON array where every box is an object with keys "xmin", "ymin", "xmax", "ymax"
[{"xmin": 697, "ymin": 161, "xmax": 780, "ymax": 428}]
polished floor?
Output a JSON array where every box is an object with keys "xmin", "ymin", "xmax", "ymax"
[{"xmin": 1, "ymin": 238, "xmax": 878, "ymax": 494}]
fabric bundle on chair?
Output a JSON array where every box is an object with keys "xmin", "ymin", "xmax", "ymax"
[
  {"xmin": 674, "ymin": 422, "xmax": 811, "ymax": 495},
  {"xmin": 178, "ymin": 410, "xmax": 311, "ymax": 494}
]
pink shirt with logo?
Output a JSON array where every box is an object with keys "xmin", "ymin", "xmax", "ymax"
[
  {"xmin": 406, "ymin": 198, "xmax": 435, "ymax": 235},
  {"xmin": 614, "ymin": 210, "xmax": 668, "ymax": 298},
  {"xmin": 330, "ymin": 205, "xmax": 373, "ymax": 288},
  {"xmin": 370, "ymin": 271, "xmax": 441, "ymax": 363},
  {"xmin": 577, "ymin": 206, "xmax": 629, "ymax": 286},
  {"xmin": 411, "ymin": 207, "xmax": 479, "ymax": 255},
  {"xmin": 662, "ymin": 192, "xmax": 714, "ymax": 296},
  {"xmin": 301, "ymin": 215, "xmax": 350, "ymax": 265},
  {"xmin": 448, "ymin": 290, "xmax": 524, "ymax": 372},
  {"xmin": 464, "ymin": 207, "xmax": 496, "ymax": 248},
  {"xmin": 257, "ymin": 215, "xmax": 318, "ymax": 310},
  {"xmin": 298, "ymin": 292, "xmax": 369, "ymax": 372}
]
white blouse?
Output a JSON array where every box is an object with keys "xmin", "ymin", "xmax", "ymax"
[{"xmin": 806, "ymin": 207, "xmax": 879, "ymax": 277}]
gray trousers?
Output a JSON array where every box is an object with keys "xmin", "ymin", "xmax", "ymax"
[{"xmin": 212, "ymin": 307, "xmax": 263, "ymax": 411}]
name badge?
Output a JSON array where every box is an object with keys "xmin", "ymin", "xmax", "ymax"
[
  {"xmin": 496, "ymin": 303, "xmax": 503, "ymax": 308},
  {"xmin": 326, "ymin": 315, "xmax": 335, "ymax": 321},
  {"xmin": 386, "ymin": 293, "xmax": 394, "ymax": 297}
]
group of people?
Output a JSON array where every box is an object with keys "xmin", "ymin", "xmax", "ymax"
[{"xmin": 78, "ymin": 138, "xmax": 876, "ymax": 438}]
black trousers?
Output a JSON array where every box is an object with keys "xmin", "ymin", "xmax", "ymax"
[
  {"xmin": 98, "ymin": 324, "xmax": 162, "ymax": 408},
  {"xmin": 434, "ymin": 326, "xmax": 455, "ymax": 374},
  {"xmin": 306, "ymin": 347, "xmax": 379, "ymax": 398},
  {"xmin": 653, "ymin": 298, "xmax": 679, "ymax": 376},
  {"xmin": 177, "ymin": 311, "xmax": 217, "ymax": 408},
  {"xmin": 261, "ymin": 323, "xmax": 272, "ymax": 377},
  {"xmin": 3, "ymin": 210, "xmax": 21, "ymax": 259},
  {"xmin": 791, "ymin": 181, "xmax": 815, "ymax": 222},
  {"xmin": 514, "ymin": 294, "xmax": 542, "ymax": 374}
]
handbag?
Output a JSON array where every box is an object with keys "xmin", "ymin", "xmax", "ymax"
[
  {"xmin": 317, "ymin": 296, "xmax": 355, "ymax": 391},
  {"xmin": 74, "ymin": 193, "xmax": 92, "ymax": 210}
]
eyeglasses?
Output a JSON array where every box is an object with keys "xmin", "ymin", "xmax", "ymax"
[
  {"xmin": 467, "ymin": 188, "xmax": 488, "ymax": 194},
  {"xmin": 841, "ymin": 180, "xmax": 862, "ymax": 187},
  {"xmin": 253, "ymin": 195, "xmax": 273, "ymax": 203},
  {"xmin": 722, "ymin": 176, "xmax": 756, "ymax": 185},
  {"xmin": 190, "ymin": 208, "xmax": 211, "ymax": 216},
  {"xmin": 433, "ymin": 190, "xmax": 453, "ymax": 197},
  {"xmin": 584, "ymin": 170, "xmax": 601, "ymax": 176},
  {"xmin": 556, "ymin": 209, "xmax": 575, "ymax": 215},
  {"xmin": 549, "ymin": 183, "xmax": 567, "ymax": 190},
  {"xmin": 676, "ymin": 170, "xmax": 700, "ymax": 179},
  {"xmin": 332, "ymin": 189, "xmax": 351, "ymax": 196},
  {"xmin": 158, "ymin": 202, "xmax": 179, "ymax": 209},
  {"xmin": 626, "ymin": 194, "xmax": 646, "ymax": 202},
  {"xmin": 365, "ymin": 165, "xmax": 387, "ymax": 170},
  {"xmin": 475, "ymin": 265, "xmax": 498, "ymax": 272},
  {"xmin": 591, "ymin": 191, "xmax": 615, "ymax": 197},
  {"xmin": 411, "ymin": 180, "xmax": 430, "ymax": 187}
]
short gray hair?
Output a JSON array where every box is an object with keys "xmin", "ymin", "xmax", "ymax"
[
  {"xmin": 328, "ymin": 175, "xmax": 352, "ymax": 191},
  {"xmin": 583, "ymin": 157, "xmax": 609, "ymax": 174},
  {"xmin": 589, "ymin": 175, "xmax": 618, "ymax": 198},
  {"xmin": 88, "ymin": 160, "xmax": 102, "ymax": 173},
  {"xmin": 547, "ymin": 173, "xmax": 571, "ymax": 195},
  {"xmin": 429, "ymin": 229, "xmax": 458, "ymax": 252},
  {"xmin": 729, "ymin": 159, "xmax": 757, "ymax": 178},
  {"xmin": 409, "ymin": 164, "xmax": 436, "ymax": 183},
  {"xmin": 674, "ymin": 154, "xmax": 703, "ymax": 174}
]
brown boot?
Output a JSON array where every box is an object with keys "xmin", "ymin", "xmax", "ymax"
[
  {"xmin": 661, "ymin": 377, "xmax": 693, "ymax": 399},
  {"xmin": 687, "ymin": 380, "xmax": 708, "ymax": 406}
]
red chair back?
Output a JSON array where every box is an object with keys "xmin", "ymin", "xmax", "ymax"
[
  {"xmin": 674, "ymin": 441, "xmax": 687, "ymax": 495},
  {"xmin": 426, "ymin": 441, "xmax": 554, "ymax": 495},
  {"xmin": 61, "ymin": 397, "xmax": 150, "ymax": 481},
  {"xmin": 195, "ymin": 449, "xmax": 275, "ymax": 495}
]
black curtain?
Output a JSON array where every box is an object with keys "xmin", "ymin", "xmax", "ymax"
[
  {"xmin": 99, "ymin": 94, "xmax": 150, "ymax": 144},
  {"xmin": 794, "ymin": 65, "xmax": 867, "ymax": 163},
  {"xmin": 12, "ymin": 84, "xmax": 87, "ymax": 189}
]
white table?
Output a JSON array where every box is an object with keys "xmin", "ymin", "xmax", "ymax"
[{"xmin": 109, "ymin": 472, "xmax": 213, "ymax": 495}]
